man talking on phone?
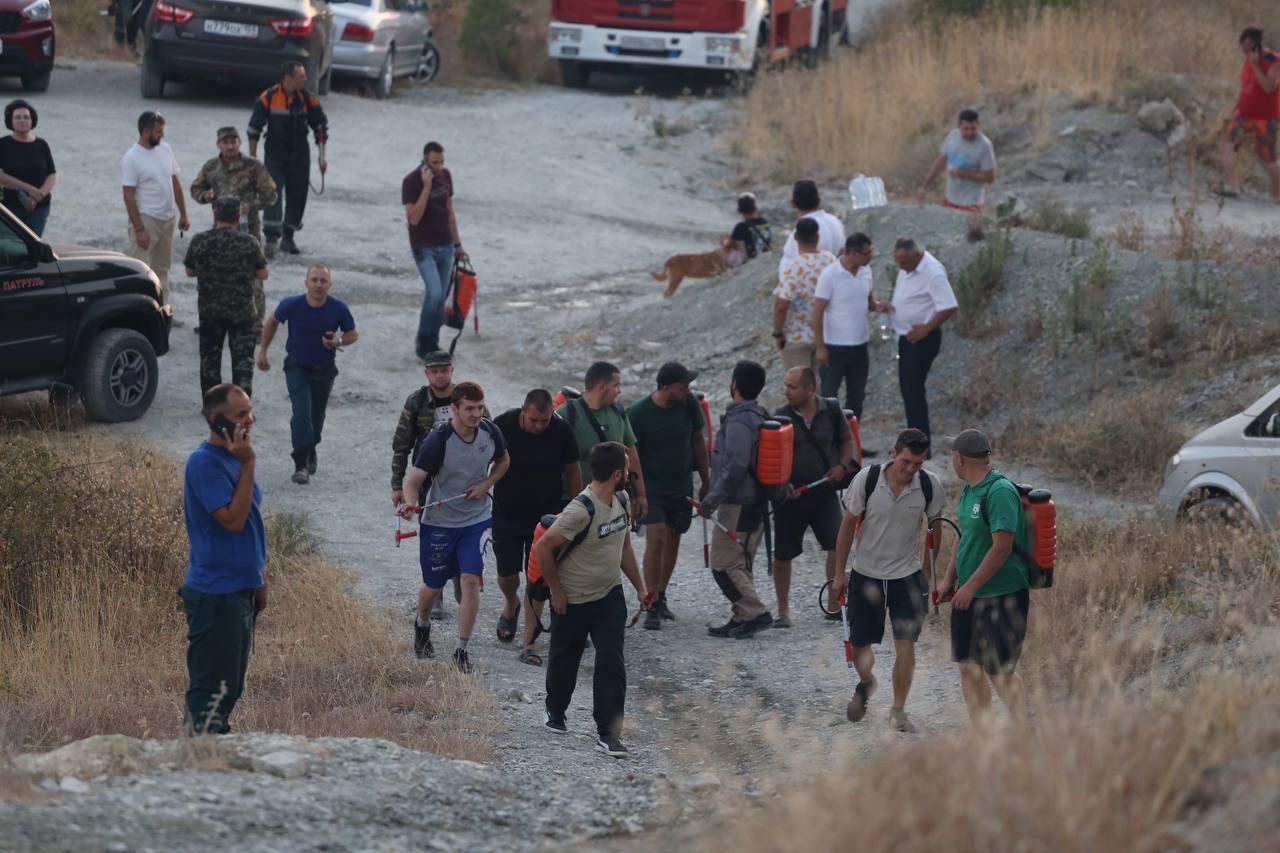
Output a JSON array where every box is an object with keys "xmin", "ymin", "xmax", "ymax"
[
  {"xmin": 403, "ymin": 141, "xmax": 467, "ymax": 360},
  {"xmin": 181, "ymin": 383, "xmax": 267, "ymax": 735}
]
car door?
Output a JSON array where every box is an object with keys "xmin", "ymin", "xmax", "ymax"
[
  {"xmin": 382, "ymin": 0, "xmax": 409, "ymax": 75},
  {"xmin": 396, "ymin": 0, "xmax": 427, "ymax": 74},
  {"xmin": 1242, "ymin": 396, "xmax": 1280, "ymax": 527},
  {"xmin": 0, "ymin": 214, "xmax": 65, "ymax": 381}
]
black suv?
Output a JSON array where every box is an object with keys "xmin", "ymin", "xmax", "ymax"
[{"xmin": 0, "ymin": 205, "xmax": 171, "ymax": 422}]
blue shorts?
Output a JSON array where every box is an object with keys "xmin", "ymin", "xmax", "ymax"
[{"xmin": 420, "ymin": 518, "xmax": 492, "ymax": 589}]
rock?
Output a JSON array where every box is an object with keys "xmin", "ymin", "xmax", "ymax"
[
  {"xmin": 1136, "ymin": 99, "xmax": 1186, "ymax": 146},
  {"xmin": 677, "ymin": 771, "xmax": 722, "ymax": 792},
  {"xmin": 16, "ymin": 735, "xmax": 144, "ymax": 779},
  {"xmin": 58, "ymin": 777, "xmax": 91, "ymax": 794},
  {"xmin": 251, "ymin": 750, "xmax": 311, "ymax": 780},
  {"xmin": 505, "ymin": 689, "xmax": 534, "ymax": 704}
]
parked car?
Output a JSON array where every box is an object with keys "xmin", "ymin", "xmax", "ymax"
[
  {"xmin": 0, "ymin": 204, "xmax": 171, "ymax": 422},
  {"xmin": 331, "ymin": 0, "xmax": 438, "ymax": 98},
  {"xmin": 140, "ymin": 0, "xmax": 336, "ymax": 99},
  {"xmin": 0, "ymin": 0, "xmax": 54, "ymax": 92},
  {"xmin": 1158, "ymin": 384, "xmax": 1280, "ymax": 528}
]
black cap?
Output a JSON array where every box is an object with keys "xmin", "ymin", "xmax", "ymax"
[
  {"xmin": 213, "ymin": 195, "xmax": 241, "ymax": 222},
  {"xmin": 656, "ymin": 361, "xmax": 699, "ymax": 387},
  {"xmin": 422, "ymin": 350, "xmax": 453, "ymax": 367},
  {"xmin": 952, "ymin": 428, "xmax": 992, "ymax": 458}
]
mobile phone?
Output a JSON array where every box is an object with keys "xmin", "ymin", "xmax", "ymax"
[{"xmin": 210, "ymin": 413, "xmax": 238, "ymax": 441}]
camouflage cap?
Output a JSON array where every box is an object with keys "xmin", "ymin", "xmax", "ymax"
[
  {"xmin": 213, "ymin": 195, "xmax": 241, "ymax": 222},
  {"xmin": 217, "ymin": 126, "xmax": 240, "ymax": 141},
  {"xmin": 422, "ymin": 350, "xmax": 453, "ymax": 368}
]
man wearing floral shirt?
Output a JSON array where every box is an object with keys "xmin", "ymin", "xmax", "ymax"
[{"xmin": 773, "ymin": 217, "xmax": 837, "ymax": 371}]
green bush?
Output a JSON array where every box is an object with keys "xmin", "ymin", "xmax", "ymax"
[
  {"xmin": 459, "ymin": 0, "xmax": 526, "ymax": 78},
  {"xmin": 953, "ymin": 231, "xmax": 1015, "ymax": 336}
]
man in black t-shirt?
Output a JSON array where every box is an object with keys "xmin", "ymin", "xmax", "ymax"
[
  {"xmin": 730, "ymin": 192, "xmax": 772, "ymax": 260},
  {"xmin": 493, "ymin": 389, "xmax": 582, "ymax": 665}
]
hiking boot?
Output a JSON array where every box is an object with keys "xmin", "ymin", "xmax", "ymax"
[
  {"xmin": 890, "ymin": 707, "xmax": 919, "ymax": 734},
  {"xmin": 730, "ymin": 612, "xmax": 774, "ymax": 638},
  {"xmin": 291, "ymin": 469, "xmax": 309, "ymax": 485},
  {"xmin": 280, "ymin": 234, "xmax": 301, "ymax": 255},
  {"xmin": 643, "ymin": 608, "xmax": 662, "ymax": 630},
  {"xmin": 772, "ymin": 612, "xmax": 793, "ymax": 629},
  {"xmin": 307, "ymin": 450, "xmax": 317, "ymax": 476},
  {"xmin": 846, "ymin": 676, "xmax": 878, "ymax": 722},
  {"xmin": 413, "ymin": 621, "xmax": 433, "ymax": 659},
  {"xmin": 544, "ymin": 710, "xmax": 567, "ymax": 734},
  {"xmin": 265, "ymin": 239, "xmax": 277, "ymax": 259},
  {"xmin": 452, "ymin": 647, "xmax": 472, "ymax": 674},
  {"xmin": 431, "ymin": 596, "xmax": 445, "ymax": 621},
  {"xmin": 708, "ymin": 619, "xmax": 738, "ymax": 638},
  {"xmin": 596, "ymin": 734, "xmax": 631, "ymax": 759},
  {"xmin": 657, "ymin": 593, "xmax": 675, "ymax": 621}
]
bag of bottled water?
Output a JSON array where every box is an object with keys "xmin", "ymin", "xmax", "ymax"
[{"xmin": 848, "ymin": 175, "xmax": 887, "ymax": 211}]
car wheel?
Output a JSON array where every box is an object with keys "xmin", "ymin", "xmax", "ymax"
[
  {"xmin": 81, "ymin": 329, "xmax": 159, "ymax": 423},
  {"xmin": 412, "ymin": 38, "xmax": 440, "ymax": 83},
  {"xmin": 374, "ymin": 48, "xmax": 394, "ymax": 99},
  {"xmin": 21, "ymin": 71, "xmax": 51, "ymax": 92},
  {"xmin": 560, "ymin": 59, "xmax": 589, "ymax": 89},
  {"xmin": 1184, "ymin": 496, "xmax": 1247, "ymax": 527},
  {"xmin": 141, "ymin": 51, "xmax": 165, "ymax": 99}
]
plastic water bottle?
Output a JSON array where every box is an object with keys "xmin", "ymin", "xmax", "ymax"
[
  {"xmin": 848, "ymin": 175, "xmax": 887, "ymax": 211},
  {"xmin": 872, "ymin": 177, "xmax": 887, "ymax": 206}
]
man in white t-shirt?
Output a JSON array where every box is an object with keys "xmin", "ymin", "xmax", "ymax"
[
  {"xmin": 122, "ymin": 111, "xmax": 189, "ymax": 311},
  {"xmin": 891, "ymin": 239, "xmax": 958, "ymax": 439},
  {"xmin": 779, "ymin": 179, "xmax": 845, "ymax": 267},
  {"xmin": 773, "ymin": 217, "xmax": 836, "ymax": 372},
  {"xmin": 918, "ymin": 109, "xmax": 997, "ymax": 212},
  {"xmin": 812, "ymin": 232, "xmax": 889, "ymax": 418}
]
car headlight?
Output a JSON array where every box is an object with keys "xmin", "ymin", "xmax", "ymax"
[
  {"xmin": 1170, "ymin": 452, "xmax": 1181, "ymax": 469},
  {"xmin": 549, "ymin": 26, "xmax": 581, "ymax": 44},
  {"xmin": 705, "ymin": 36, "xmax": 742, "ymax": 53},
  {"xmin": 22, "ymin": 0, "xmax": 51, "ymax": 21}
]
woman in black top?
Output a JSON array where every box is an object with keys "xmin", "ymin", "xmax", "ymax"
[{"xmin": 0, "ymin": 99, "xmax": 56, "ymax": 236}]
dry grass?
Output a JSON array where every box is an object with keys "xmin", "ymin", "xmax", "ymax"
[
  {"xmin": 743, "ymin": 0, "xmax": 1280, "ymax": 184},
  {"xmin": 0, "ymin": 430, "xmax": 493, "ymax": 760},
  {"xmin": 56, "ymin": 0, "xmax": 138, "ymax": 60}
]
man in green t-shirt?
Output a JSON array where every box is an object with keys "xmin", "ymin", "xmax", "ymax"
[
  {"xmin": 627, "ymin": 362, "xmax": 710, "ymax": 630},
  {"xmin": 556, "ymin": 361, "xmax": 648, "ymax": 521},
  {"xmin": 937, "ymin": 428, "xmax": 1030, "ymax": 722}
]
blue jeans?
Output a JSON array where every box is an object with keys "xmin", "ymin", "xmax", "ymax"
[
  {"xmin": 413, "ymin": 244, "xmax": 454, "ymax": 357},
  {"xmin": 180, "ymin": 585, "xmax": 255, "ymax": 734},
  {"xmin": 283, "ymin": 357, "xmax": 337, "ymax": 471},
  {"xmin": 14, "ymin": 202, "xmax": 50, "ymax": 236}
]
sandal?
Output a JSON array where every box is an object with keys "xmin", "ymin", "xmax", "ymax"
[
  {"xmin": 496, "ymin": 602, "xmax": 521, "ymax": 643},
  {"xmin": 518, "ymin": 648, "xmax": 542, "ymax": 667}
]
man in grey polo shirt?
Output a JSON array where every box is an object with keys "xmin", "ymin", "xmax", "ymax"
[{"xmin": 832, "ymin": 428, "xmax": 944, "ymax": 733}]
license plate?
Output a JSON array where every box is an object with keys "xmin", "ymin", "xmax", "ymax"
[
  {"xmin": 620, "ymin": 35, "xmax": 664, "ymax": 51},
  {"xmin": 204, "ymin": 20, "xmax": 259, "ymax": 38}
]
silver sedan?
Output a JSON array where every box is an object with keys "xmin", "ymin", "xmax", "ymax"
[
  {"xmin": 331, "ymin": 0, "xmax": 440, "ymax": 98},
  {"xmin": 1158, "ymin": 383, "xmax": 1280, "ymax": 527}
]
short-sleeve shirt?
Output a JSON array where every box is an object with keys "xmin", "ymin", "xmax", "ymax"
[
  {"xmin": 940, "ymin": 128, "xmax": 996, "ymax": 208},
  {"xmin": 413, "ymin": 419, "xmax": 507, "ymax": 528},
  {"xmin": 493, "ymin": 408, "xmax": 579, "ymax": 523},
  {"xmin": 550, "ymin": 488, "xmax": 630, "ymax": 604},
  {"xmin": 780, "ymin": 209, "xmax": 846, "ymax": 260},
  {"xmin": 556, "ymin": 398, "xmax": 637, "ymax": 485},
  {"xmin": 402, "ymin": 166, "xmax": 454, "ymax": 248},
  {"xmin": 956, "ymin": 470, "xmax": 1030, "ymax": 597},
  {"xmin": 121, "ymin": 141, "xmax": 180, "ymax": 219},
  {"xmin": 184, "ymin": 227, "xmax": 267, "ymax": 325},
  {"xmin": 775, "ymin": 401, "xmax": 851, "ymax": 484},
  {"xmin": 183, "ymin": 441, "xmax": 266, "ymax": 594},
  {"xmin": 774, "ymin": 250, "xmax": 836, "ymax": 345},
  {"xmin": 842, "ymin": 464, "xmax": 945, "ymax": 580},
  {"xmin": 814, "ymin": 261, "xmax": 872, "ymax": 346},
  {"xmin": 731, "ymin": 217, "xmax": 772, "ymax": 258},
  {"xmin": 0, "ymin": 136, "xmax": 55, "ymax": 211},
  {"xmin": 891, "ymin": 251, "xmax": 958, "ymax": 337},
  {"xmin": 272, "ymin": 294, "xmax": 356, "ymax": 370},
  {"xmin": 627, "ymin": 394, "xmax": 705, "ymax": 498}
]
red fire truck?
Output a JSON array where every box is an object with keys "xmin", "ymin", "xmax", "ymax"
[{"xmin": 547, "ymin": 0, "xmax": 848, "ymax": 88}]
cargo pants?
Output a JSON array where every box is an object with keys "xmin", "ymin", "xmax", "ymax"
[{"xmin": 709, "ymin": 503, "xmax": 768, "ymax": 622}]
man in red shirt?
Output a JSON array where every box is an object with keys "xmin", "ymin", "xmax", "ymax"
[{"xmin": 1219, "ymin": 27, "xmax": 1280, "ymax": 202}]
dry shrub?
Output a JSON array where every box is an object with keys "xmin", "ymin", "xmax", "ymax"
[
  {"xmin": 438, "ymin": 0, "xmax": 554, "ymax": 84},
  {"xmin": 1107, "ymin": 210, "xmax": 1148, "ymax": 252},
  {"xmin": 0, "ymin": 432, "xmax": 493, "ymax": 760},
  {"xmin": 54, "ymin": 0, "xmax": 138, "ymax": 59}
]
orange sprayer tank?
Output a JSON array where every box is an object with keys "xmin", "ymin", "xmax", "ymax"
[
  {"xmin": 695, "ymin": 392, "xmax": 713, "ymax": 453},
  {"xmin": 1022, "ymin": 488, "xmax": 1056, "ymax": 589},
  {"xmin": 842, "ymin": 409, "xmax": 863, "ymax": 468},
  {"xmin": 553, "ymin": 386, "xmax": 581, "ymax": 409},
  {"xmin": 525, "ymin": 513, "xmax": 559, "ymax": 585},
  {"xmin": 755, "ymin": 418, "xmax": 793, "ymax": 486}
]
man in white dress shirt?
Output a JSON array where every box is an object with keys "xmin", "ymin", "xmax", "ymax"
[{"xmin": 891, "ymin": 239, "xmax": 958, "ymax": 440}]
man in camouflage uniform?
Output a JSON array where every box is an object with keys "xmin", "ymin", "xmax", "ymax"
[
  {"xmin": 190, "ymin": 126, "xmax": 277, "ymax": 245},
  {"xmin": 184, "ymin": 196, "xmax": 270, "ymax": 396}
]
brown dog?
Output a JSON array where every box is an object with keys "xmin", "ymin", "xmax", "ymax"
[{"xmin": 651, "ymin": 235, "xmax": 744, "ymax": 298}]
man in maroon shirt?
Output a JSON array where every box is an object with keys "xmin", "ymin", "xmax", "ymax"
[
  {"xmin": 402, "ymin": 141, "xmax": 468, "ymax": 359},
  {"xmin": 1219, "ymin": 27, "xmax": 1280, "ymax": 202}
]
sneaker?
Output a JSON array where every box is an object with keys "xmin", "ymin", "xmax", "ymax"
[
  {"xmin": 431, "ymin": 596, "xmax": 445, "ymax": 621},
  {"xmin": 643, "ymin": 608, "xmax": 662, "ymax": 631},
  {"xmin": 291, "ymin": 469, "xmax": 310, "ymax": 485},
  {"xmin": 307, "ymin": 450, "xmax": 317, "ymax": 476},
  {"xmin": 772, "ymin": 612, "xmax": 793, "ymax": 629},
  {"xmin": 596, "ymin": 734, "xmax": 631, "ymax": 759},
  {"xmin": 280, "ymin": 235, "xmax": 301, "ymax": 255},
  {"xmin": 707, "ymin": 619, "xmax": 738, "ymax": 638},
  {"xmin": 846, "ymin": 676, "xmax": 878, "ymax": 722},
  {"xmin": 544, "ymin": 710, "xmax": 567, "ymax": 734},
  {"xmin": 890, "ymin": 707, "xmax": 919, "ymax": 734},
  {"xmin": 730, "ymin": 612, "xmax": 774, "ymax": 638},
  {"xmin": 657, "ymin": 593, "xmax": 675, "ymax": 621},
  {"xmin": 413, "ymin": 621, "xmax": 433, "ymax": 659},
  {"xmin": 452, "ymin": 647, "xmax": 472, "ymax": 674}
]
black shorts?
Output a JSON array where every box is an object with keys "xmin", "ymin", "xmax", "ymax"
[
  {"xmin": 846, "ymin": 569, "xmax": 929, "ymax": 646},
  {"xmin": 490, "ymin": 511, "xmax": 540, "ymax": 579},
  {"xmin": 951, "ymin": 588, "xmax": 1031, "ymax": 676},
  {"xmin": 641, "ymin": 492, "xmax": 693, "ymax": 535},
  {"xmin": 773, "ymin": 489, "xmax": 842, "ymax": 561}
]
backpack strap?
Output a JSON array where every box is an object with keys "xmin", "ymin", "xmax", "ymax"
[
  {"xmin": 977, "ymin": 476, "xmax": 1040, "ymax": 572},
  {"xmin": 919, "ymin": 469, "xmax": 934, "ymax": 507},
  {"xmin": 414, "ymin": 420, "xmax": 455, "ymax": 481},
  {"xmin": 860, "ymin": 463, "xmax": 882, "ymax": 520},
  {"xmin": 575, "ymin": 398, "xmax": 611, "ymax": 443}
]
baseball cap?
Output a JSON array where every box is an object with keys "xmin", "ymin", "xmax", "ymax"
[
  {"xmin": 422, "ymin": 350, "xmax": 453, "ymax": 368},
  {"xmin": 213, "ymin": 195, "xmax": 241, "ymax": 222},
  {"xmin": 952, "ymin": 428, "xmax": 993, "ymax": 458},
  {"xmin": 217, "ymin": 126, "xmax": 240, "ymax": 141},
  {"xmin": 656, "ymin": 361, "xmax": 699, "ymax": 387}
]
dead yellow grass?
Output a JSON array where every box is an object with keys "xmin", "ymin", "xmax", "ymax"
[
  {"xmin": 56, "ymin": 0, "xmax": 139, "ymax": 60},
  {"xmin": 0, "ymin": 429, "xmax": 493, "ymax": 760},
  {"xmin": 744, "ymin": 0, "xmax": 1280, "ymax": 185}
]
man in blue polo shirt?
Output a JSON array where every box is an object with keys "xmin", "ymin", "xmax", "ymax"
[
  {"xmin": 181, "ymin": 383, "xmax": 268, "ymax": 734},
  {"xmin": 257, "ymin": 263, "xmax": 359, "ymax": 484}
]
